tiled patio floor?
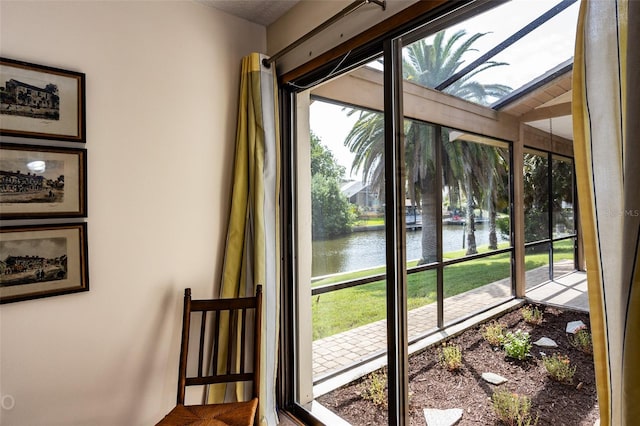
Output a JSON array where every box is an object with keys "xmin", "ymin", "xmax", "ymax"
[
  {"xmin": 526, "ymin": 269, "xmax": 589, "ymax": 310},
  {"xmin": 312, "ymin": 261, "xmax": 586, "ymax": 381}
]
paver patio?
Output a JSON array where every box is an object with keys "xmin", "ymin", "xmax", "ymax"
[{"xmin": 312, "ymin": 261, "xmax": 585, "ymax": 380}]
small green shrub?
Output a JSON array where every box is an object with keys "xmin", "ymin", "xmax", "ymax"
[
  {"xmin": 360, "ymin": 371, "xmax": 386, "ymax": 407},
  {"xmin": 496, "ymin": 217, "xmax": 510, "ymax": 239},
  {"xmin": 569, "ymin": 328, "xmax": 593, "ymax": 354},
  {"xmin": 521, "ymin": 305, "xmax": 543, "ymax": 325},
  {"xmin": 503, "ymin": 330, "xmax": 532, "ymax": 360},
  {"xmin": 482, "ymin": 321, "xmax": 506, "ymax": 346},
  {"xmin": 492, "ymin": 390, "xmax": 538, "ymax": 426},
  {"xmin": 439, "ymin": 343, "xmax": 462, "ymax": 371},
  {"xmin": 542, "ymin": 353, "xmax": 576, "ymax": 383}
]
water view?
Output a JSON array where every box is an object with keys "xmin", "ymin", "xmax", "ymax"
[{"xmin": 312, "ymin": 223, "xmax": 509, "ymax": 277}]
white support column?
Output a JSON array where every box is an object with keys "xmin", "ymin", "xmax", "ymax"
[
  {"xmin": 514, "ymin": 124, "xmax": 526, "ymax": 297},
  {"xmin": 295, "ymin": 90, "xmax": 314, "ymax": 404}
]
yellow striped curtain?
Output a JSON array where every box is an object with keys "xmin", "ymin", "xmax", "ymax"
[
  {"xmin": 210, "ymin": 53, "xmax": 280, "ymax": 426},
  {"xmin": 573, "ymin": 1, "xmax": 639, "ymax": 425}
]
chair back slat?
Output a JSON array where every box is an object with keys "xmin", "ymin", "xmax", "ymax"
[
  {"xmin": 253, "ymin": 288, "xmax": 262, "ymax": 399},
  {"xmin": 225, "ymin": 309, "xmax": 234, "ymax": 375},
  {"xmin": 239, "ymin": 308, "xmax": 247, "ymax": 374},
  {"xmin": 185, "ymin": 373, "xmax": 254, "ymax": 387},
  {"xmin": 197, "ymin": 311, "xmax": 207, "ymax": 378},
  {"xmin": 211, "ymin": 310, "xmax": 220, "ymax": 379},
  {"xmin": 175, "ymin": 286, "xmax": 262, "ymax": 405}
]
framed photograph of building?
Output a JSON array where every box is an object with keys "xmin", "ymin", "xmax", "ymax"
[
  {"xmin": 0, "ymin": 223, "xmax": 89, "ymax": 304},
  {"xmin": 0, "ymin": 143, "xmax": 87, "ymax": 219},
  {"xmin": 0, "ymin": 57, "xmax": 85, "ymax": 142}
]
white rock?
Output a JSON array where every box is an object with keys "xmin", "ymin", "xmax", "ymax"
[
  {"xmin": 534, "ymin": 337, "xmax": 558, "ymax": 348},
  {"xmin": 566, "ymin": 320, "xmax": 587, "ymax": 334},
  {"xmin": 423, "ymin": 408, "xmax": 463, "ymax": 426},
  {"xmin": 482, "ymin": 372, "xmax": 508, "ymax": 385}
]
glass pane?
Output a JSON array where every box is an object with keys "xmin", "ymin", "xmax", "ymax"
[
  {"xmin": 442, "ymin": 130, "xmax": 511, "ymax": 260},
  {"xmin": 309, "ymin": 100, "xmax": 385, "ymax": 278},
  {"xmin": 403, "ymin": 38, "xmax": 442, "ymax": 342},
  {"xmin": 525, "ymin": 243, "xmax": 550, "ymax": 289},
  {"xmin": 401, "ymin": 0, "xmax": 579, "ymax": 106},
  {"xmin": 443, "ymin": 253, "xmax": 512, "ymax": 324},
  {"xmin": 402, "ymin": 28, "xmax": 514, "ymax": 106},
  {"xmin": 474, "ymin": 2, "xmax": 579, "ymax": 102},
  {"xmin": 552, "ymin": 155, "xmax": 575, "ymax": 238},
  {"xmin": 304, "ymin": 58, "xmax": 387, "ymax": 391},
  {"xmin": 553, "ymin": 239, "xmax": 575, "ymax": 279},
  {"xmin": 524, "ymin": 149, "xmax": 549, "ymax": 243},
  {"xmin": 404, "ymin": 120, "xmax": 438, "ymax": 265},
  {"xmin": 407, "ymin": 269, "xmax": 438, "ymax": 342},
  {"xmin": 312, "ymin": 280, "xmax": 387, "ymax": 378}
]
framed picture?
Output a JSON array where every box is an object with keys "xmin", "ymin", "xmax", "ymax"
[
  {"xmin": 0, "ymin": 143, "xmax": 87, "ymax": 219},
  {"xmin": 0, "ymin": 223, "xmax": 89, "ymax": 304},
  {"xmin": 0, "ymin": 57, "xmax": 86, "ymax": 142}
]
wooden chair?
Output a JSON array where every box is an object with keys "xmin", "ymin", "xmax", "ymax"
[{"xmin": 156, "ymin": 286, "xmax": 262, "ymax": 426}]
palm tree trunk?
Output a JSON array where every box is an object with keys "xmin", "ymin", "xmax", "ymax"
[
  {"xmin": 449, "ymin": 184, "xmax": 460, "ymax": 212},
  {"xmin": 489, "ymin": 203, "xmax": 498, "ymax": 250},
  {"xmin": 419, "ymin": 177, "xmax": 438, "ymax": 265},
  {"xmin": 488, "ymin": 173, "xmax": 498, "ymax": 250},
  {"xmin": 465, "ymin": 174, "xmax": 477, "ymax": 255}
]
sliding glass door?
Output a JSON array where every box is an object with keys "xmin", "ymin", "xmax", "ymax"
[
  {"xmin": 280, "ymin": 1, "xmax": 578, "ymax": 423},
  {"xmin": 287, "ymin": 41, "xmax": 516, "ymax": 424}
]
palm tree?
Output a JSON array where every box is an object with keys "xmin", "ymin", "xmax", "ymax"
[
  {"xmin": 403, "ymin": 30, "xmax": 511, "ymax": 103},
  {"xmin": 459, "ymin": 140, "xmax": 483, "ymax": 255},
  {"xmin": 483, "ymin": 145, "xmax": 510, "ymax": 250},
  {"xmin": 344, "ymin": 30, "xmax": 511, "ymax": 263}
]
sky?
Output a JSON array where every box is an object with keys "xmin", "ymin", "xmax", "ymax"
[
  {"xmin": 0, "ymin": 157, "xmax": 64, "ymax": 180},
  {"xmin": 309, "ymin": 100, "xmax": 361, "ymax": 180},
  {"xmin": 0, "ymin": 237, "xmax": 67, "ymax": 259},
  {"xmin": 308, "ymin": 0, "xmax": 579, "ymax": 182}
]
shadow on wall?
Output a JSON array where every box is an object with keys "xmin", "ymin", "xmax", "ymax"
[{"xmin": 120, "ymin": 284, "xmax": 179, "ymax": 424}]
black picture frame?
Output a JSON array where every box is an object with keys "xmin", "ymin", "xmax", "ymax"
[
  {"xmin": 0, "ymin": 223, "xmax": 89, "ymax": 304},
  {"xmin": 0, "ymin": 143, "xmax": 87, "ymax": 219},
  {"xmin": 0, "ymin": 57, "xmax": 86, "ymax": 143}
]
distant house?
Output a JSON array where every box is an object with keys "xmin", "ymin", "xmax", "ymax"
[
  {"xmin": 1, "ymin": 78, "xmax": 60, "ymax": 120},
  {"xmin": 0, "ymin": 170, "xmax": 45, "ymax": 193},
  {"xmin": 2, "ymin": 79, "xmax": 59, "ymax": 110},
  {"xmin": 340, "ymin": 180, "xmax": 379, "ymax": 210}
]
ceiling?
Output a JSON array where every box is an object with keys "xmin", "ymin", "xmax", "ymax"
[
  {"xmin": 498, "ymin": 63, "xmax": 573, "ymax": 140},
  {"xmin": 198, "ymin": 0, "xmax": 300, "ymax": 26}
]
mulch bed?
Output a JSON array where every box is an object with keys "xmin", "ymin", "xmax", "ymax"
[{"xmin": 316, "ymin": 304, "xmax": 599, "ymax": 425}]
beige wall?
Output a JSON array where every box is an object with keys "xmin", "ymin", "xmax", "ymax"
[{"xmin": 0, "ymin": 1, "xmax": 265, "ymax": 425}]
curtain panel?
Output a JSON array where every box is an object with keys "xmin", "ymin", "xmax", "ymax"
[
  {"xmin": 573, "ymin": 1, "xmax": 639, "ymax": 425},
  {"xmin": 212, "ymin": 53, "xmax": 280, "ymax": 426}
]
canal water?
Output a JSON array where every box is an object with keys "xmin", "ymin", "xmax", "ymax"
[{"xmin": 312, "ymin": 223, "xmax": 508, "ymax": 277}]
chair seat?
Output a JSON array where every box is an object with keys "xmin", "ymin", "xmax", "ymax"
[{"xmin": 156, "ymin": 398, "xmax": 258, "ymax": 426}]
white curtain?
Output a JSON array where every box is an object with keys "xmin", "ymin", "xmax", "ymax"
[
  {"xmin": 213, "ymin": 52, "xmax": 280, "ymax": 425},
  {"xmin": 572, "ymin": 1, "xmax": 639, "ymax": 424}
]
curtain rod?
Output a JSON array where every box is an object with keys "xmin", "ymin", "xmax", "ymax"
[{"xmin": 262, "ymin": 0, "xmax": 386, "ymax": 68}]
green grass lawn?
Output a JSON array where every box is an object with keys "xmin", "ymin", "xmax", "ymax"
[
  {"xmin": 312, "ymin": 239, "xmax": 575, "ymax": 340},
  {"xmin": 354, "ymin": 217, "xmax": 385, "ymax": 227}
]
